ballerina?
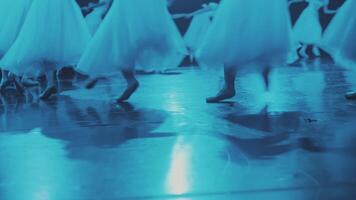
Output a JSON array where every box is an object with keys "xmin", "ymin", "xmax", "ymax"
[
  {"xmin": 320, "ymin": 0, "xmax": 356, "ymax": 100},
  {"xmin": 1, "ymin": 0, "xmax": 91, "ymax": 100},
  {"xmin": 0, "ymin": 0, "xmax": 33, "ymax": 93},
  {"xmin": 196, "ymin": 0, "xmax": 291, "ymax": 103},
  {"xmin": 289, "ymin": 0, "xmax": 337, "ymax": 59},
  {"xmin": 183, "ymin": 3, "xmax": 219, "ymax": 62},
  {"xmin": 76, "ymin": 0, "xmax": 187, "ymax": 102}
]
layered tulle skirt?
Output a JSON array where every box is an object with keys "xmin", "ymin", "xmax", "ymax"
[
  {"xmin": 196, "ymin": 0, "xmax": 291, "ymax": 69},
  {"xmin": 77, "ymin": 0, "xmax": 187, "ymax": 77},
  {"xmin": 1, "ymin": 0, "xmax": 91, "ymax": 76},
  {"xmin": 0, "ymin": 0, "xmax": 32, "ymax": 58},
  {"xmin": 0, "ymin": 0, "xmax": 11, "ymax": 29},
  {"xmin": 85, "ymin": 0, "xmax": 110, "ymax": 35},
  {"xmin": 321, "ymin": 0, "xmax": 356, "ymax": 68},
  {"xmin": 293, "ymin": 6, "xmax": 322, "ymax": 44},
  {"xmin": 184, "ymin": 12, "xmax": 214, "ymax": 55}
]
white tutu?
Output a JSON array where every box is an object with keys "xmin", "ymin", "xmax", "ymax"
[
  {"xmin": 85, "ymin": 0, "xmax": 111, "ymax": 35},
  {"xmin": 0, "ymin": 0, "xmax": 11, "ymax": 28},
  {"xmin": 196, "ymin": 0, "xmax": 291, "ymax": 69},
  {"xmin": 184, "ymin": 3, "xmax": 218, "ymax": 55},
  {"xmin": 1, "ymin": 0, "xmax": 91, "ymax": 76},
  {"xmin": 0, "ymin": 0, "xmax": 32, "ymax": 58},
  {"xmin": 321, "ymin": 0, "xmax": 356, "ymax": 68},
  {"xmin": 77, "ymin": 0, "xmax": 187, "ymax": 77},
  {"xmin": 292, "ymin": 0, "xmax": 324, "ymax": 45}
]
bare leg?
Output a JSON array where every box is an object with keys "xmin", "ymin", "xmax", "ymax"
[
  {"xmin": 262, "ymin": 66, "xmax": 271, "ymax": 91},
  {"xmin": 206, "ymin": 66, "xmax": 236, "ymax": 103},
  {"xmin": 39, "ymin": 70, "xmax": 58, "ymax": 100},
  {"xmin": 117, "ymin": 69, "xmax": 139, "ymax": 102}
]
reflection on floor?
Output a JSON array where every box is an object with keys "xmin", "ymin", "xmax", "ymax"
[{"xmin": 1, "ymin": 59, "xmax": 356, "ymax": 199}]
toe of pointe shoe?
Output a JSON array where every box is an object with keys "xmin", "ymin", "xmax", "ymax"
[
  {"xmin": 206, "ymin": 90, "xmax": 235, "ymax": 103},
  {"xmin": 206, "ymin": 97, "xmax": 220, "ymax": 103}
]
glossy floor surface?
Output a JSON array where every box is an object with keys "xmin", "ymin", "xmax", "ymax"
[{"xmin": 0, "ymin": 59, "xmax": 356, "ymax": 200}]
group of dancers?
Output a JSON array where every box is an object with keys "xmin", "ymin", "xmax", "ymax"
[{"xmin": 0, "ymin": 0, "xmax": 355, "ymax": 103}]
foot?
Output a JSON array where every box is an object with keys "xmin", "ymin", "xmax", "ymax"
[
  {"xmin": 39, "ymin": 86, "xmax": 58, "ymax": 101},
  {"xmin": 345, "ymin": 92, "xmax": 356, "ymax": 100},
  {"xmin": 85, "ymin": 78, "xmax": 99, "ymax": 89},
  {"xmin": 117, "ymin": 80, "xmax": 139, "ymax": 102},
  {"xmin": 22, "ymin": 78, "xmax": 39, "ymax": 87},
  {"xmin": 135, "ymin": 69, "xmax": 156, "ymax": 75},
  {"xmin": 117, "ymin": 102, "xmax": 135, "ymax": 111},
  {"xmin": 206, "ymin": 87, "xmax": 235, "ymax": 103}
]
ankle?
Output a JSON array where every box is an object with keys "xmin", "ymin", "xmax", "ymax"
[
  {"xmin": 128, "ymin": 79, "xmax": 139, "ymax": 85},
  {"xmin": 223, "ymin": 86, "xmax": 235, "ymax": 92}
]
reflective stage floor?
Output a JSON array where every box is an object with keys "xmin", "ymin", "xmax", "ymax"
[{"xmin": 0, "ymin": 60, "xmax": 356, "ymax": 199}]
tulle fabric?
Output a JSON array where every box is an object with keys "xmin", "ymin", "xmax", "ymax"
[
  {"xmin": 77, "ymin": 0, "xmax": 187, "ymax": 77},
  {"xmin": 1, "ymin": 0, "xmax": 91, "ymax": 76},
  {"xmin": 321, "ymin": 0, "xmax": 356, "ymax": 68},
  {"xmin": 85, "ymin": 0, "xmax": 111, "ymax": 35},
  {"xmin": 0, "ymin": 0, "xmax": 32, "ymax": 58},
  {"xmin": 184, "ymin": 4, "xmax": 217, "ymax": 54},
  {"xmin": 0, "ymin": 0, "xmax": 10, "ymax": 29},
  {"xmin": 196, "ymin": 0, "xmax": 291, "ymax": 69},
  {"xmin": 292, "ymin": 0, "xmax": 324, "ymax": 44}
]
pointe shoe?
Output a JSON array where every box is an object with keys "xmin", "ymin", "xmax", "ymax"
[
  {"xmin": 116, "ymin": 80, "xmax": 139, "ymax": 102},
  {"xmin": 206, "ymin": 88, "xmax": 235, "ymax": 103},
  {"xmin": 345, "ymin": 92, "xmax": 356, "ymax": 100},
  {"xmin": 39, "ymin": 86, "xmax": 58, "ymax": 101}
]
